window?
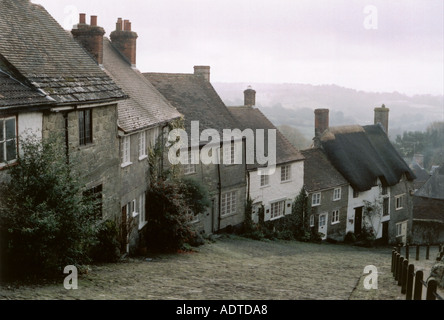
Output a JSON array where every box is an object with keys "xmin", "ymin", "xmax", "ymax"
[
  {"xmin": 270, "ymin": 200, "xmax": 285, "ymax": 219},
  {"xmin": 396, "ymin": 222, "xmax": 402, "ymax": 237},
  {"xmin": 312, "ymin": 193, "xmax": 321, "ymax": 206},
  {"xmin": 260, "ymin": 173, "xmax": 269, "ymax": 187},
  {"xmin": 310, "ymin": 215, "xmax": 315, "ymax": 227},
  {"xmin": 353, "ymin": 189, "xmax": 359, "ymax": 198},
  {"xmin": 281, "ymin": 165, "xmax": 291, "ymax": 182},
  {"xmin": 83, "ymin": 184, "xmax": 103, "ymax": 220},
  {"xmin": 382, "ymin": 185, "xmax": 388, "ymax": 195},
  {"xmin": 78, "ymin": 109, "xmax": 92, "ymax": 145},
  {"xmin": 121, "ymin": 136, "xmax": 131, "ymax": 166},
  {"xmin": 221, "ymin": 191, "xmax": 237, "ymax": 216},
  {"xmin": 383, "ymin": 197, "xmax": 389, "ymax": 216},
  {"xmin": 0, "ymin": 117, "xmax": 17, "ymax": 165},
  {"xmin": 319, "ymin": 214, "xmax": 326, "ymax": 227},
  {"xmin": 139, "ymin": 192, "xmax": 147, "ymax": 229},
  {"xmin": 138, "ymin": 131, "xmax": 147, "ymax": 159},
  {"xmin": 333, "ymin": 188, "xmax": 341, "ymax": 201},
  {"xmin": 183, "ymin": 151, "xmax": 196, "ymax": 175},
  {"xmin": 331, "ymin": 210, "xmax": 339, "ymax": 224},
  {"xmin": 395, "ymin": 194, "xmax": 404, "ymax": 210},
  {"xmin": 223, "ymin": 142, "xmax": 235, "ymax": 165}
]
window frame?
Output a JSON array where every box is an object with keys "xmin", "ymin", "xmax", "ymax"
[
  {"xmin": 309, "ymin": 214, "xmax": 315, "ymax": 227},
  {"xmin": 331, "ymin": 209, "xmax": 340, "ymax": 224},
  {"xmin": 221, "ymin": 191, "xmax": 237, "ymax": 216},
  {"xmin": 333, "ymin": 187, "xmax": 341, "ymax": 201},
  {"xmin": 0, "ymin": 116, "xmax": 17, "ymax": 166},
  {"xmin": 260, "ymin": 172, "xmax": 270, "ymax": 187},
  {"xmin": 312, "ymin": 192, "xmax": 321, "ymax": 206},
  {"xmin": 183, "ymin": 150, "xmax": 196, "ymax": 175},
  {"xmin": 395, "ymin": 194, "xmax": 404, "ymax": 210},
  {"xmin": 138, "ymin": 192, "xmax": 147, "ymax": 229},
  {"xmin": 280, "ymin": 165, "xmax": 291, "ymax": 182},
  {"xmin": 270, "ymin": 200, "xmax": 286, "ymax": 220},
  {"xmin": 121, "ymin": 135, "xmax": 132, "ymax": 167},
  {"xmin": 138, "ymin": 131, "xmax": 147, "ymax": 160},
  {"xmin": 78, "ymin": 109, "xmax": 93, "ymax": 146}
]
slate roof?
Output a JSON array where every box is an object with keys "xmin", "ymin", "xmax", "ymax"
[
  {"xmin": 414, "ymin": 165, "xmax": 444, "ymax": 200},
  {"xmin": 300, "ymin": 148, "xmax": 348, "ymax": 193},
  {"xmin": 0, "ymin": 69, "xmax": 53, "ymax": 110},
  {"xmin": 0, "ymin": 0, "xmax": 125, "ymax": 105},
  {"xmin": 413, "ymin": 196, "xmax": 444, "ymax": 223},
  {"xmin": 102, "ymin": 39, "xmax": 181, "ymax": 133},
  {"xmin": 320, "ymin": 124, "xmax": 415, "ymax": 192},
  {"xmin": 144, "ymin": 72, "xmax": 239, "ymax": 141},
  {"xmin": 228, "ymin": 106, "xmax": 304, "ymax": 170}
]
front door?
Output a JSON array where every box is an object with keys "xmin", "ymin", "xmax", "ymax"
[
  {"xmin": 121, "ymin": 205, "xmax": 128, "ymax": 253},
  {"xmin": 354, "ymin": 207, "xmax": 363, "ymax": 235},
  {"xmin": 318, "ymin": 213, "xmax": 328, "ymax": 240},
  {"xmin": 203, "ymin": 199, "xmax": 215, "ymax": 235}
]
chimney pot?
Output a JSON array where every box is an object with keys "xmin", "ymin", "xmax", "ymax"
[
  {"xmin": 90, "ymin": 15, "xmax": 97, "ymax": 26},
  {"xmin": 116, "ymin": 18, "xmax": 123, "ymax": 31},
  {"xmin": 194, "ymin": 66, "xmax": 210, "ymax": 82},
  {"xmin": 110, "ymin": 19, "xmax": 139, "ymax": 67},
  {"xmin": 79, "ymin": 13, "xmax": 86, "ymax": 24}
]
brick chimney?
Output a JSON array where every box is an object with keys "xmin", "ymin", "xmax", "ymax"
[
  {"xmin": 110, "ymin": 18, "xmax": 138, "ymax": 67},
  {"xmin": 194, "ymin": 66, "xmax": 210, "ymax": 82},
  {"xmin": 71, "ymin": 14, "xmax": 105, "ymax": 65},
  {"xmin": 314, "ymin": 109, "xmax": 329, "ymax": 137},
  {"xmin": 374, "ymin": 104, "xmax": 389, "ymax": 134},
  {"xmin": 244, "ymin": 86, "xmax": 256, "ymax": 107}
]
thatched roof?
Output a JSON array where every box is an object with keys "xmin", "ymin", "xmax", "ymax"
[{"xmin": 320, "ymin": 123, "xmax": 415, "ymax": 192}]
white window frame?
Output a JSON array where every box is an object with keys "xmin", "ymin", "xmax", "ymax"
[
  {"xmin": 270, "ymin": 200, "xmax": 285, "ymax": 220},
  {"xmin": 312, "ymin": 192, "xmax": 321, "ymax": 206},
  {"xmin": 121, "ymin": 135, "xmax": 132, "ymax": 167},
  {"xmin": 395, "ymin": 194, "xmax": 404, "ymax": 210},
  {"xmin": 221, "ymin": 191, "xmax": 237, "ymax": 216},
  {"xmin": 150, "ymin": 127, "xmax": 160, "ymax": 148},
  {"xmin": 333, "ymin": 187, "xmax": 341, "ymax": 201},
  {"xmin": 260, "ymin": 172, "xmax": 270, "ymax": 187},
  {"xmin": 223, "ymin": 142, "xmax": 235, "ymax": 166},
  {"xmin": 138, "ymin": 131, "xmax": 147, "ymax": 160},
  {"xmin": 396, "ymin": 222, "xmax": 402, "ymax": 237},
  {"xmin": 183, "ymin": 151, "xmax": 196, "ymax": 175},
  {"xmin": 139, "ymin": 193, "xmax": 147, "ymax": 229},
  {"xmin": 319, "ymin": 214, "xmax": 326, "ymax": 227},
  {"xmin": 281, "ymin": 165, "xmax": 291, "ymax": 182},
  {"xmin": 310, "ymin": 214, "xmax": 315, "ymax": 227},
  {"xmin": 331, "ymin": 210, "xmax": 340, "ymax": 224},
  {"xmin": 0, "ymin": 116, "xmax": 17, "ymax": 166}
]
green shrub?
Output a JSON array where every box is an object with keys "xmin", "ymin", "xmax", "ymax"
[
  {"xmin": 144, "ymin": 178, "xmax": 209, "ymax": 253},
  {"xmin": 0, "ymin": 135, "xmax": 97, "ymax": 279},
  {"xmin": 89, "ymin": 220, "xmax": 121, "ymax": 263},
  {"xmin": 344, "ymin": 231, "xmax": 356, "ymax": 243}
]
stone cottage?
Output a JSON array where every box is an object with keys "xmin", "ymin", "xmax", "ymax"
[
  {"xmin": 71, "ymin": 14, "xmax": 182, "ymax": 253},
  {"xmin": 313, "ymin": 107, "xmax": 416, "ymax": 244},
  {"xmin": 412, "ymin": 164, "xmax": 444, "ymax": 244},
  {"xmin": 227, "ymin": 87, "xmax": 305, "ymax": 224},
  {"xmin": 0, "ymin": 0, "xmax": 125, "ymax": 222},
  {"xmin": 301, "ymin": 148, "xmax": 349, "ymax": 241},
  {"xmin": 145, "ymin": 67, "xmax": 247, "ymax": 235}
]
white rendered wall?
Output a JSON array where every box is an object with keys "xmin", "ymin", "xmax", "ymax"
[
  {"xmin": 250, "ymin": 161, "xmax": 304, "ymax": 222},
  {"xmin": 18, "ymin": 112, "xmax": 43, "ymax": 141}
]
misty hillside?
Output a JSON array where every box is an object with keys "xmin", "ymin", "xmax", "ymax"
[{"xmin": 213, "ymin": 82, "xmax": 444, "ymax": 142}]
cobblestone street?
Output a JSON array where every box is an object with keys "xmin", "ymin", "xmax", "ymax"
[{"xmin": 0, "ymin": 235, "xmax": 439, "ymax": 300}]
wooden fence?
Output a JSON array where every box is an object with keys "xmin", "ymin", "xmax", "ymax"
[{"xmin": 391, "ymin": 244, "xmax": 443, "ymax": 300}]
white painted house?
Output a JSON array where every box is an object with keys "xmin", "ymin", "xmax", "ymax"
[{"xmin": 228, "ymin": 87, "xmax": 305, "ymax": 223}]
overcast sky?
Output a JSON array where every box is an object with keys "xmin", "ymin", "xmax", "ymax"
[{"xmin": 32, "ymin": 0, "xmax": 443, "ymax": 96}]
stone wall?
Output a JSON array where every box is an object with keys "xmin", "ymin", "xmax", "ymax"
[{"xmin": 42, "ymin": 104, "xmax": 121, "ymax": 222}]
